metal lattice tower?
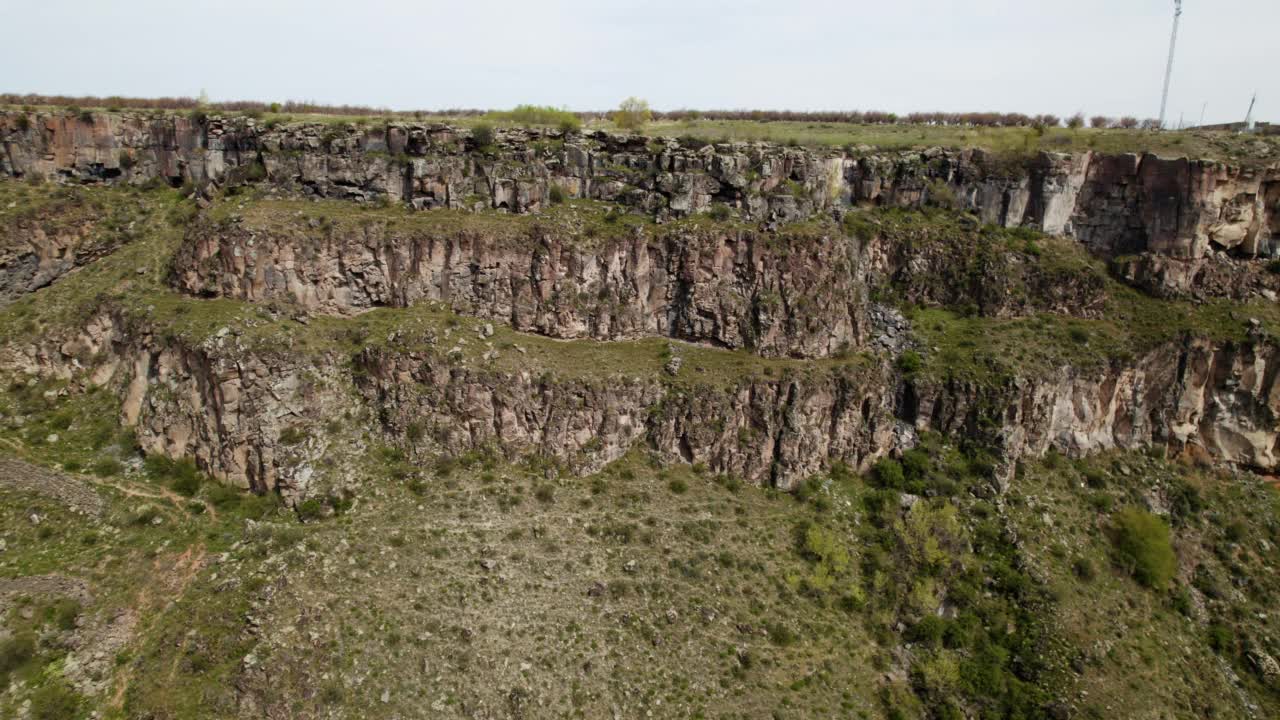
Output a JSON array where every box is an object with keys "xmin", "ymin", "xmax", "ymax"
[{"xmin": 1158, "ymin": 0, "xmax": 1183, "ymax": 130}]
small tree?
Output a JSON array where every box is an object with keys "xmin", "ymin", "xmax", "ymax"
[
  {"xmin": 1090, "ymin": 115, "xmax": 1112, "ymax": 129},
  {"xmin": 1112, "ymin": 507, "xmax": 1176, "ymax": 589},
  {"xmin": 1118, "ymin": 116, "xmax": 1139, "ymax": 129},
  {"xmin": 613, "ymin": 97, "xmax": 652, "ymax": 131},
  {"xmin": 1066, "ymin": 113, "xmax": 1085, "ymax": 129}
]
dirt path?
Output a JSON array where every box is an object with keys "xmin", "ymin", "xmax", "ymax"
[{"xmin": 99, "ymin": 479, "xmax": 219, "ymax": 521}]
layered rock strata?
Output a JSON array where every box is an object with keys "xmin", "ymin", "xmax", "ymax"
[{"xmin": 3, "ymin": 110, "xmax": 1276, "ymax": 277}]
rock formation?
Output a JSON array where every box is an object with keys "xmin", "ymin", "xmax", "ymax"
[{"xmin": 3, "ymin": 109, "xmax": 1277, "ymax": 301}]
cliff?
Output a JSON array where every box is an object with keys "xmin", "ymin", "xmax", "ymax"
[{"xmin": 3, "ymin": 109, "xmax": 1277, "ymax": 301}]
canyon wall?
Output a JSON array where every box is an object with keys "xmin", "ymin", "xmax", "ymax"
[
  {"xmin": 3, "ymin": 109, "xmax": 1277, "ymax": 272},
  {"xmin": 10, "ymin": 309, "xmax": 1275, "ymax": 498},
  {"xmin": 171, "ymin": 207, "xmax": 1104, "ymax": 358}
]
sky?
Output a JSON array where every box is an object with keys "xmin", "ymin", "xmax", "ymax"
[{"xmin": 2, "ymin": 0, "xmax": 1273, "ymax": 124}]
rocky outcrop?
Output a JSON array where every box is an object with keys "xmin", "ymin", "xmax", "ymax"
[
  {"xmin": 6, "ymin": 311, "xmax": 349, "ymax": 498},
  {"xmin": 171, "ymin": 203, "xmax": 1108, "ymax": 357},
  {"xmin": 358, "ymin": 330, "xmax": 1279, "ymax": 489},
  {"xmin": 0, "ymin": 193, "xmax": 119, "ymax": 304},
  {"xmin": 7, "ymin": 302, "xmax": 1276, "ymax": 497},
  {"xmin": 3, "ymin": 109, "xmax": 1276, "ymax": 278},
  {"xmin": 174, "ymin": 212, "xmax": 870, "ymax": 358},
  {"xmin": 910, "ymin": 333, "xmax": 1280, "ymax": 474},
  {"xmin": 1112, "ymin": 253, "xmax": 1280, "ymax": 301}
]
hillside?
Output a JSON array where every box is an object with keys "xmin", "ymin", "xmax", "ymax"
[{"xmin": 0, "ymin": 111, "xmax": 1278, "ymax": 719}]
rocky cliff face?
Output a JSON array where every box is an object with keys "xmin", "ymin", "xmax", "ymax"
[
  {"xmin": 169, "ymin": 201, "xmax": 1108, "ymax": 358},
  {"xmin": 11, "ymin": 302, "xmax": 1273, "ymax": 499},
  {"xmin": 173, "ymin": 210, "xmax": 870, "ymax": 358},
  {"xmin": 0, "ymin": 187, "xmax": 135, "ymax": 305},
  {"xmin": 1, "ymin": 112, "xmax": 1277, "ymax": 500},
  {"xmin": 3, "ymin": 109, "xmax": 1276, "ymax": 287}
]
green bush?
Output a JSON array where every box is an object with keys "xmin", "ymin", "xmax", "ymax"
[
  {"xmin": 471, "ymin": 122, "xmax": 495, "ymax": 148},
  {"xmin": 548, "ymin": 185, "xmax": 566, "ymax": 204},
  {"xmin": 296, "ymin": 498, "xmax": 325, "ymax": 522},
  {"xmin": 1111, "ymin": 507, "xmax": 1177, "ymax": 589},
  {"xmin": 612, "ymin": 97, "xmax": 652, "ymax": 131},
  {"xmin": 485, "ymin": 105, "xmax": 580, "ymax": 131},
  {"xmin": 92, "ymin": 458, "xmax": 123, "ymax": 477},
  {"xmin": 144, "ymin": 455, "xmax": 203, "ymax": 496},
  {"xmin": 45, "ymin": 598, "xmax": 81, "ymax": 630},
  {"xmin": 707, "ymin": 203, "xmax": 731, "ymax": 221},
  {"xmin": 278, "ymin": 426, "xmax": 308, "ymax": 445},
  {"xmin": 0, "ymin": 631, "xmax": 35, "ymax": 678},
  {"xmin": 897, "ymin": 350, "xmax": 923, "ymax": 375},
  {"xmin": 902, "ymin": 448, "xmax": 931, "ymax": 483},
  {"xmin": 924, "ymin": 179, "xmax": 960, "ymax": 211},
  {"xmin": 667, "ymin": 477, "xmax": 689, "ymax": 494},
  {"xmin": 1267, "ymin": 259, "xmax": 1280, "ymax": 274},
  {"xmin": 30, "ymin": 680, "xmax": 81, "ymax": 720},
  {"xmin": 872, "ymin": 458, "xmax": 905, "ymax": 489},
  {"xmin": 1207, "ymin": 622, "xmax": 1235, "ymax": 654}
]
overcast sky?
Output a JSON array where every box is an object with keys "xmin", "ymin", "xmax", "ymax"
[{"xmin": 3, "ymin": 0, "xmax": 1273, "ymax": 124}]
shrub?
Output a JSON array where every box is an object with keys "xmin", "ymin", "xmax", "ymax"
[
  {"xmin": 872, "ymin": 458, "xmax": 905, "ymax": 489},
  {"xmin": 471, "ymin": 122, "xmax": 495, "ymax": 148},
  {"xmin": 0, "ymin": 631, "xmax": 35, "ymax": 678},
  {"xmin": 534, "ymin": 485, "xmax": 555, "ymax": 504},
  {"xmin": 45, "ymin": 598, "xmax": 81, "ymax": 630},
  {"xmin": 296, "ymin": 498, "xmax": 325, "ymax": 522},
  {"xmin": 1207, "ymin": 622, "xmax": 1235, "ymax": 654},
  {"xmin": 129, "ymin": 503, "xmax": 161, "ymax": 526},
  {"xmin": 1266, "ymin": 259, "xmax": 1280, "ymax": 274},
  {"xmin": 405, "ymin": 421, "xmax": 425, "ymax": 443},
  {"xmin": 548, "ymin": 185, "xmax": 566, "ymax": 204},
  {"xmin": 92, "ymin": 458, "xmax": 124, "ymax": 477},
  {"xmin": 1118, "ymin": 116, "xmax": 1139, "ymax": 129},
  {"xmin": 706, "ymin": 202, "xmax": 731, "ymax": 221},
  {"xmin": 1111, "ymin": 507, "xmax": 1176, "ymax": 589},
  {"xmin": 1068, "ymin": 327, "xmax": 1090, "ymax": 344},
  {"xmin": 907, "ymin": 615, "xmax": 947, "ymax": 647},
  {"xmin": 1090, "ymin": 115, "xmax": 1113, "ymax": 129},
  {"xmin": 15, "ymin": 114, "xmax": 31, "ymax": 131},
  {"xmin": 171, "ymin": 471, "xmax": 201, "ymax": 497},
  {"xmin": 1072, "ymin": 556, "xmax": 1096, "ymax": 581},
  {"xmin": 897, "ymin": 350, "xmax": 923, "ymax": 375},
  {"xmin": 206, "ymin": 482, "xmax": 241, "ymax": 510},
  {"xmin": 902, "ymin": 448, "xmax": 931, "ymax": 482},
  {"xmin": 667, "ymin": 477, "xmax": 689, "ymax": 494},
  {"xmin": 278, "ymin": 426, "xmax": 308, "ymax": 445},
  {"xmin": 485, "ymin": 105, "xmax": 580, "ymax": 131},
  {"xmin": 1066, "ymin": 113, "xmax": 1085, "ymax": 129},
  {"xmin": 30, "ymin": 680, "xmax": 81, "ymax": 720},
  {"xmin": 612, "ymin": 97, "xmax": 652, "ymax": 131},
  {"xmin": 924, "ymin": 179, "xmax": 959, "ymax": 210}
]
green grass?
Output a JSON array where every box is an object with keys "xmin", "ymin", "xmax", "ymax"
[
  {"xmin": 8, "ymin": 104, "xmax": 1275, "ymax": 163},
  {"xmin": 909, "ymin": 274, "xmax": 1280, "ymax": 385},
  {"xmin": 641, "ymin": 119, "xmax": 1278, "ymax": 163}
]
